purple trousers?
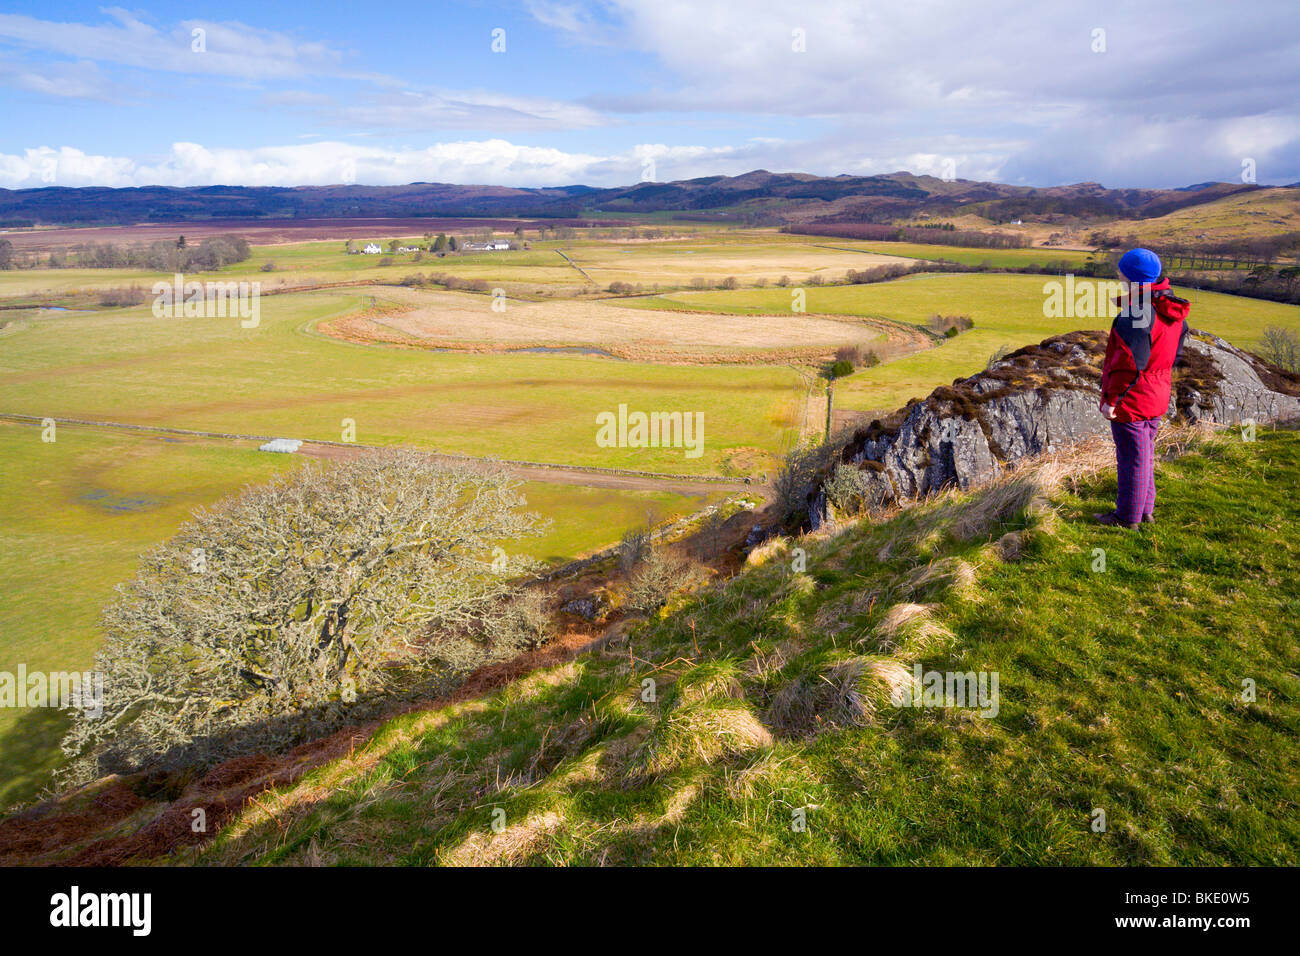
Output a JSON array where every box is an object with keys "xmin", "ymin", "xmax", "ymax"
[{"xmin": 1111, "ymin": 418, "xmax": 1160, "ymax": 524}]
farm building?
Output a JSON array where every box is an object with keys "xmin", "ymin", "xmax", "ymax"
[
  {"xmin": 362, "ymin": 243, "xmax": 382, "ymax": 254},
  {"xmin": 463, "ymin": 240, "xmax": 511, "ymax": 251}
]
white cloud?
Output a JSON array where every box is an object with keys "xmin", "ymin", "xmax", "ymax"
[
  {"xmin": 0, "ymin": 9, "xmax": 357, "ymax": 81},
  {"xmin": 1, "ymin": 2, "xmax": 1296, "ymax": 188},
  {"xmin": 542, "ymin": 0, "xmax": 1300, "ymax": 185},
  {"xmin": 0, "ymin": 140, "xmax": 608, "ymax": 188},
  {"xmin": 0, "ymin": 138, "xmax": 839, "ymax": 189},
  {"xmin": 328, "ymin": 89, "xmax": 608, "ymax": 131},
  {"xmin": 0, "ymin": 58, "xmax": 119, "ymax": 100}
]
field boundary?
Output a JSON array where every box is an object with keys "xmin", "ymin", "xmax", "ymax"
[
  {"xmin": 554, "ymin": 249, "xmax": 596, "ymax": 284},
  {"xmin": 0, "ymin": 413, "xmax": 755, "ymax": 487}
]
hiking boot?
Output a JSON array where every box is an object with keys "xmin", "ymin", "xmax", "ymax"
[
  {"xmin": 1094, "ymin": 511, "xmax": 1139, "ymax": 529},
  {"xmin": 1142, "ymin": 513, "xmax": 1156, "ymax": 525}
]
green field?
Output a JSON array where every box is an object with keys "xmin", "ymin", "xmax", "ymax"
[
  {"xmin": 789, "ymin": 237, "xmax": 1094, "ymax": 270},
  {"xmin": 0, "ymin": 290, "xmax": 803, "ymax": 475},
  {"xmin": 616, "ymin": 273, "xmax": 1300, "ymax": 414}
]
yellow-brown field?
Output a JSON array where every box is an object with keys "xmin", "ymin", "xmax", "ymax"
[{"xmin": 320, "ymin": 284, "xmax": 929, "ymax": 363}]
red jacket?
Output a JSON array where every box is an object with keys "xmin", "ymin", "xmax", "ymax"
[{"xmin": 1100, "ymin": 278, "xmax": 1190, "ymax": 422}]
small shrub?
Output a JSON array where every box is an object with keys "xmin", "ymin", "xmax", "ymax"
[
  {"xmin": 928, "ymin": 314, "xmax": 974, "ymax": 335},
  {"xmin": 987, "ymin": 344, "xmax": 1013, "ymax": 368},
  {"xmin": 1260, "ymin": 325, "xmax": 1300, "ymax": 373},
  {"xmin": 618, "ymin": 526, "xmax": 651, "ymax": 576},
  {"xmin": 773, "ymin": 442, "xmax": 839, "ymax": 524},
  {"xmin": 484, "ymin": 589, "xmax": 554, "ymax": 655},
  {"xmin": 98, "ymin": 285, "xmax": 149, "ymax": 308},
  {"xmin": 824, "ymin": 463, "xmax": 878, "ymax": 515},
  {"xmin": 624, "ymin": 549, "xmax": 704, "ymax": 615},
  {"xmin": 833, "ymin": 344, "xmax": 880, "ymax": 368},
  {"xmin": 830, "ymin": 359, "xmax": 855, "ymax": 378}
]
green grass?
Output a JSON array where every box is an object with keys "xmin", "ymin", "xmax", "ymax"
[
  {"xmin": 190, "ymin": 427, "xmax": 1300, "ymax": 866},
  {"xmin": 0, "ymin": 423, "xmax": 726, "ymax": 805},
  {"xmin": 0, "ymin": 290, "xmax": 803, "ymax": 475},
  {"xmin": 793, "ymin": 238, "xmax": 1094, "ymax": 269},
  {"xmin": 615, "ymin": 273, "xmax": 1300, "ymax": 413}
]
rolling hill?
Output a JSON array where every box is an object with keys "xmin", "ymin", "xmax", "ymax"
[{"xmin": 0, "ymin": 171, "xmax": 1290, "ymax": 231}]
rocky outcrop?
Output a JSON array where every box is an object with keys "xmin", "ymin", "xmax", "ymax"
[{"xmin": 831, "ymin": 329, "xmax": 1300, "ymax": 509}]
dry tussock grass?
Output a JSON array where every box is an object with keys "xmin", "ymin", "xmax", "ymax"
[
  {"xmin": 765, "ymin": 655, "xmax": 908, "ymax": 737},
  {"xmin": 677, "ymin": 662, "xmax": 745, "ymax": 704},
  {"xmin": 901, "ymin": 557, "xmax": 979, "ymax": 601},
  {"xmin": 867, "ymin": 602, "xmax": 953, "ymax": 655},
  {"xmin": 441, "ymin": 809, "xmax": 565, "ymax": 866},
  {"xmin": 745, "ymin": 535, "xmax": 789, "ymax": 566},
  {"xmin": 741, "ymin": 639, "xmax": 801, "ymax": 683},
  {"xmin": 639, "ymin": 705, "xmax": 774, "ymax": 775}
]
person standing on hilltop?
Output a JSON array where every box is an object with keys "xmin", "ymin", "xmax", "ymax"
[{"xmin": 1096, "ymin": 248, "xmax": 1191, "ymax": 529}]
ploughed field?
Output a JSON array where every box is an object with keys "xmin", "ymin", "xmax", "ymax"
[{"xmin": 321, "ymin": 284, "xmax": 927, "ymax": 364}]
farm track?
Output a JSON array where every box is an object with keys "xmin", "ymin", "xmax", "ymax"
[{"xmin": 0, "ymin": 413, "xmax": 762, "ymax": 495}]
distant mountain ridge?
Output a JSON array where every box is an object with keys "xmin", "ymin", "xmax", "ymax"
[{"xmin": 0, "ymin": 170, "xmax": 1283, "ymax": 227}]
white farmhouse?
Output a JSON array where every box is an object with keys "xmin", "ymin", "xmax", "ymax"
[{"xmin": 362, "ymin": 243, "xmax": 382, "ymax": 254}]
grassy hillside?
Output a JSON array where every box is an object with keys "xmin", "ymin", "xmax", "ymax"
[
  {"xmin": 184, "ymin": 426, "xmax": 1300, "ymax": 866},
  {"xmin": 1100, "ymin": 187, "xmax": 1300, "ymax": 246}
]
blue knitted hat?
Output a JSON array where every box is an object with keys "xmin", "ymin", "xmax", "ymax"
[{"xmin": 1118, "ymin": 247, "xmax": 1162, "ymax": 283}]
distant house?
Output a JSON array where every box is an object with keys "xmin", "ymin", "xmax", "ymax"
[
  {"xmin": 396, "ymin": 246, "xmax": 419, "ymax": 253},
  {"xmin": 362, "ymin": 243, "xmax": 382, "ymax": 254},
  {"xmin": 463, "ymin": 240, "xmax": 511, "ymax": 251},
  {"xmin": 1009, "ymin": 219, "xmax": 1024, "ymax": 226}
]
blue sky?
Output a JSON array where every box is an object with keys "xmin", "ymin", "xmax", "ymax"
[{"xmin": 1, "ymin": 1, "xmax": 1297, "ymax": 189}]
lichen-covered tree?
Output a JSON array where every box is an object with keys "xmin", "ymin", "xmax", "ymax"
[{"xmin": 61, "ymin": 450, "xmax": 548, "ymax": 784}]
